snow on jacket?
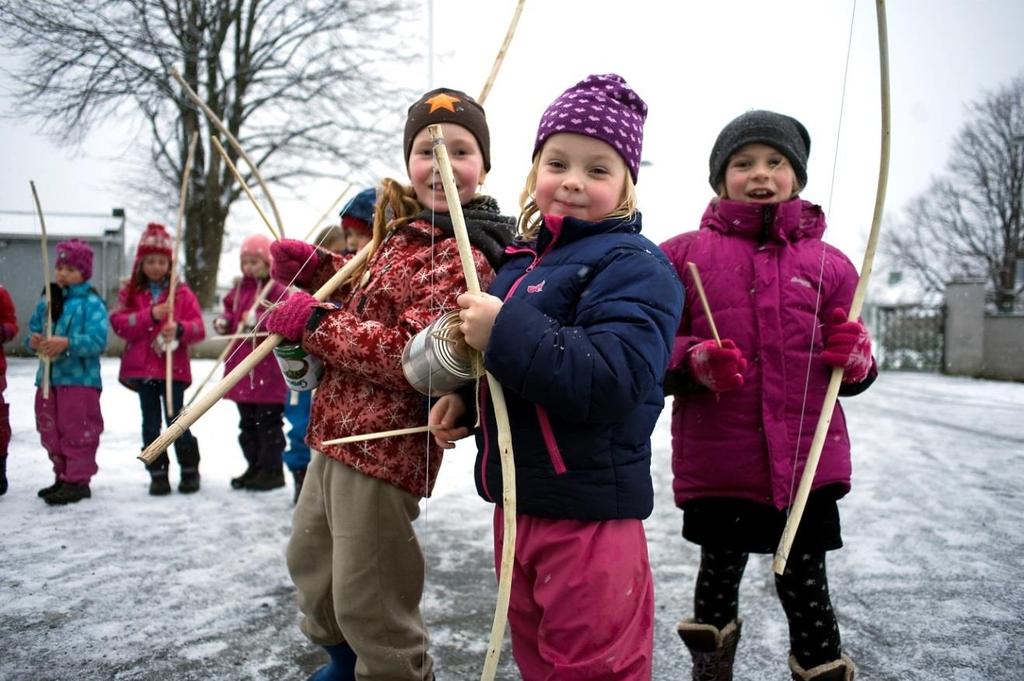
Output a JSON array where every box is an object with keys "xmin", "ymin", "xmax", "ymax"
[
  {"xmin": 109, "ymin": 280, "xmax": 205, "ymax": 386},
  {"xmin": 217, "ymin": 275, "xmax": 289, "ymax": 404},
  {"xmin": 24, "ymin": 281, "xmax": 109, "ymax": 389},
  {"xmin": 299, "ymin": 201, "xmax": 514, "ymax": 498},
  {"xmin": 659, "ymin": 197, "xmax": 875, "ymax": 510},
  {"xmin": 473, "ymin": 211, "xmax": 683, "ymax": 521},
  {"xmin": 0, "ymin": 285, "xmax": 18, "ymax": 387}
]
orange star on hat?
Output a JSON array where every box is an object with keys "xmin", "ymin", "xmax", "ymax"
[{"xmin": 424, "ymin": 92, "xmax": 460, "ymax": 113}]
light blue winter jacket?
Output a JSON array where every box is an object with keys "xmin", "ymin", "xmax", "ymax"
[{"xmin": 24, "ymin": 282, "xmax": 109, "ymax": 389}]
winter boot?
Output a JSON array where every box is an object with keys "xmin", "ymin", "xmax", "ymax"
[
  {"xmin": 44, "ymin": 482, "xmax": 91, "ymax": 505},
  {"xmin": 0, "ymin": 457, "xmax": 7, "ymax": 496},
  {"xmin": 292, "ymin": 466, "xmax": 307, "ymax": 504},
  {"xmin": 308, "ymin": 642, "xmax": 357, "ymax": 681},
  {"xmin": 245, "ymin": 467, "xmax": 286, "ymax": 491},
  {"xmin": 37, "ymin": 477, "xmax": 62, "ymax": 498},
  {"xmin": 230, "ymin": 466, "xmax": 259, "ymax": 489},
  {"xmin": 788, "ymin": 654, "xmax": 856, "ymax": 681},
  {"xmin": 677, "ymin": 618, "xmax": 742, "ymax": 681},
  {"xmin": 178, "ymin": 468, "xmax": 201, "ymax": 494},
  {"xmin": 149, "ymin": 470, "xmax": 172, "ymax": 496}
]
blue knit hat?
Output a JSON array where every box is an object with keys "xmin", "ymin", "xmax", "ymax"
[{"xmin": 339, "ymin": 187, "xmax": 376, "ymax": 235}]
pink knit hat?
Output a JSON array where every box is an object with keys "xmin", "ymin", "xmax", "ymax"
[
  {"xmin": 240, "ymin": 234, "xmax": 272, "ymax": 266},
  {"xmin": 55, "ymin": 238, "xmax": 94, "ymax": 281}
]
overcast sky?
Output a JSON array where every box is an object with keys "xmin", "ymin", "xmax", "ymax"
[{"xmin": 1, "ymin": 0, "xmax": 1023, "ymax": 279}]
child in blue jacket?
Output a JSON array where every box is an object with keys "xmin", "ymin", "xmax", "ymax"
[
  {"xmin": 429, "ymin": 73, "xmax": 682, "ymax": 681},
  {"xmin": 25, "ymin": 239, "xmax": 109, "ymax": 505}
]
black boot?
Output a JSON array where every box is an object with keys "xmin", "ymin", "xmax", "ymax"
[
  {"xmin": 44, "ymin": 482, "xmax": 91, "ymax": 505},
  {"xmin": 178, "ymin": 468, "xmax": 201, "ymax": 494},
  {"xmin": 37, "ymin": 477, "xmax": 62, "ymax": 498},
  {"xmin": 149, "ymin": 471, "xmax": 171, "ymax": 496},
  {"xmin": 292, "ymin": 467, "xmax": 307, "ymax": 504},
  {"xmin": 245, "ymin": 468, "xmax": 286, "ymax": 491},
  {"xmin": 677, "ymin": 618, "xmax": 742, "ymax": 681},
  {"xmin": 231, "ymin": 466, "xmax": 258, "ymax": 489},
  {"xmin": 0, "ymin": 457, "xmax": 7, "ymax": 496}
]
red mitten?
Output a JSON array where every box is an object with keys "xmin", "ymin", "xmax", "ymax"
[
  {"xmin": 687, "ymin": 339, "xmax": 747, "ymax": 393},
  {"xmin": 264, "ymin": 291, "xmax": 319, "ymax": 341},
  {"xmin": 821, "ymin": 307, "xmax": 873, "ymax": 383},
  {"xmin": 270, "ymin": 239, "xmax": 320, "ymax": 287}
]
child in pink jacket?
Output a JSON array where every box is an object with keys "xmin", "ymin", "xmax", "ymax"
[
  {"xmin": 660, "ymin": 110, "xmax": 876, "ymax": 681},
  {"xmin": 110, "ymin": 223, "xmax": 205, "ymax": 495},
  {"xmin": 214, "ymin": 234, "xmax": 289, "ymax": 492}
]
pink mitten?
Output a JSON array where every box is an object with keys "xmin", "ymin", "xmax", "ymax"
[
  {"xmin": 687, "ymin": 339, "xmax": 747, "ymax": 393},
  {"xmin": 270, "ymin": 239, "xmax": 320, "ymax": 287},
  {"xmin": 264, "ymin": 291, "xmax": 319, "ymax": 341},
  {"xmin": 821, "ymin": 308, "xmax": 873, "ymax": 383}
]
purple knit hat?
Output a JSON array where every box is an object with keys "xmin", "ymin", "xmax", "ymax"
[
  {"xmin": 55, "ymin": 238, "xmax": 94, "ymax": 281},
  {"xmin": 533, "ymin": 73, "xmax": 647, "ymax": 182}
]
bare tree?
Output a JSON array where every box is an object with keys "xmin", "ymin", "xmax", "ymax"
[
  {"xmin": 884, "ymin": 73, "xmax": 1024, "ymax": 312},
  {"xmin": 0, "ymin": 0, "xmax": 414, "ymax": 306}
]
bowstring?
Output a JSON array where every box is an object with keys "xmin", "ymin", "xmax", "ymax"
[{"xmin": 786, "ymin": 0, "xmax": 859, "ymax": 512}]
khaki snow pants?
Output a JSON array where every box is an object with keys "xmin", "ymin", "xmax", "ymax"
[{"xmin": 287, "ymin": 450, "xmax": 433, "ymax": 681}]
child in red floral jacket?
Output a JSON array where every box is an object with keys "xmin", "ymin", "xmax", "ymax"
[
  {"xmin": 263, "ymin": 87, "xmax": 515, "ymax": 680},
  {"xmin": 110, "ymin": 223, "xmax": 206, "ymax": 495}
]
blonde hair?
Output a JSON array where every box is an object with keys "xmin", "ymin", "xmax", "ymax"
[{"xmin": 516, "ymin": 155, "xmax": 638, "ymax": 240}]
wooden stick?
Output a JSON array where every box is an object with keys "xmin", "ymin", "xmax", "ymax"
[
  {"xmin": 211, "ymin": 136, "xmax": 280, "ymax": 241},
  {"xmin": 428, "ymin": 124, "xmax": 517, "ymax": 681},
  {"xmin": 184, "ymin": 278, "xmax": 273, "ymax": 408},
  {"xmin": 29, "ymin": 181, "xmax": 53, "ymax": 399},
  {"xmin": 166, "ymin": 132, "xmax": 199, "ymax": 417},
  {"xmin": 477, "ymin": 0, "xmax": 526, "ymax": 106},
  {"xmin": 302, "ymin": 183, "xmax": 353, "ymax": 242},
  {"xmin": 170, "ymin": 68, "xmax": 285, "ymax": 237},
  {"xmin": 686, "ymin": 262, "xmax": 721, "ymax": 346},
  {"xmin": 211, "ymin": 332, "xmax": 270, "ymax": 341},
  {"xmin": 321, "ymin": 425, "xmax": 438, "ymax": 446},
  {"xmin": 773, "ymin": 0, "xmax": 891, "ymax": 575},
  {"xmin": 139, "ymin": 245, "xmax": 371, "ymax": 464}
]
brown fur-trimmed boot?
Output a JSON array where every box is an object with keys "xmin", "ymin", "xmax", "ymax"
[
  {"xmin": 788, "ymin": 653, "xmax": 856, "ymax": 681},
  {"xmin": 676, "ymin": 618, "xmax": 742, "ymax": 681}
]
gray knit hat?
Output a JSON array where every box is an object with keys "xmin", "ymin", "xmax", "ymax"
[{"xmin": 708, "ymin": 110, "xmax": 811, "ymax": 191}]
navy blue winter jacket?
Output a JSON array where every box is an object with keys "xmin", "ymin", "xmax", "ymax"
[{"xmin": 472, "ymin": 212, "xmax": 683, "ymax": 520}]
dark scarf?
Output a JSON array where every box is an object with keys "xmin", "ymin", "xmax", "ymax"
[{"xmin": 415, "ymin": 195, "xmax": 516, "ymax": 270}]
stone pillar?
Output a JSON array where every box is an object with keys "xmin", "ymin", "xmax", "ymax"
[{"xmin": 943, "ymin": 280, "xmax": 986, "ymax": 375}]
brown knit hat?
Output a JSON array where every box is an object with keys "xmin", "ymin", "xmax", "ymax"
[{"xmin": 403, "ymin": 87, "xmax": 491, "ymax": 172}]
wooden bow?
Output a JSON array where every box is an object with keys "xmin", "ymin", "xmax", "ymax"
[
  {"xmin": 773, "ymin": 0, "xmax": 891, "ymax": 575},
  {"xmin": 166, "ymin": 132, "xmax": 199, "ymax": 416},
  {"xmin": 29, "ymin": 180, "xmax": 53, "ymax": 399},
  {"xmin": 427, "ymin": 124, "xmax": 517, "ymax": 681}
]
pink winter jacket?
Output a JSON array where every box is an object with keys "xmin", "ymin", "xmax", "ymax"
[
  {"xmin": 110, "ymin": 280, "xmax": 205, "ymax": 386},
  {"xmin": 660, "ymin": 198, "xmax": 874, "ymax": 510},
  {"xmin": 217, "ymin": 275, "xmax": 289, "ymax": 405}
]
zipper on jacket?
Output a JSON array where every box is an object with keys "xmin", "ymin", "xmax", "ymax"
[{"xmin": 534, "ymin": 405, "xmax": 567, "ymax": 474}]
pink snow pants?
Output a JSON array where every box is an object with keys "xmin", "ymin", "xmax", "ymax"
[
  {"xmin": 493, "ymin": 509, "xmax": 654, "ymax": 681},
  {"xmin": 35, "ymin": 386, "xmax": 103, "ymax": 484}
]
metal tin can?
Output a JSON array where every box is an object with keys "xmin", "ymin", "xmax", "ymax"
[
  {"xmin": 401, "ymin": 310, "xmax": 480, "ymax": 397},
  {"xmin": 273, "ymin": 342, "xmax": 324, "ymax": 392}
]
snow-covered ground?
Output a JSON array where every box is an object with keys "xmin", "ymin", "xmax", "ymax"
[{"xmin": 1, "ymin": 358, "xmax": 1022, "ymax": 680}]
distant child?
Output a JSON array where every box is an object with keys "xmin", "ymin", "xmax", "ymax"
[
  {"xmin": 264, "ymin": 87, "xmax": 514, "ymax": 680},
  {"xmin": 282, "ymin": 190, "xmax": 376, "ymax": 504},
  {"xmin": 339, "ymin": 187, "xmax": 375, "ymax": 254},
  {"xmin": 24, "ymin": 239, "xmax": 109, "ymax": 505},
  {"xmin": 0, "ymin": 283, "xmax": 18, "ymax": 495},
  {"xmin": 429, "ymin": 74, "xmax": 683, "ymax": 680},
  {"xmin": 213, "ymin": 233, "xmax": 290, "ymax": 492},
  {"xmin": 110, "ymin": 223, "xmax": 206, "ymax": 495},
  {"xmin": 659, "ymin": 110, "xmax": 876, "ymax": 681}
]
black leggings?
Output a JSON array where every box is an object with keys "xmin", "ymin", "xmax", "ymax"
[{"xmin": 693, "ymin": 547, "xmax": 842, "ymax": 669}]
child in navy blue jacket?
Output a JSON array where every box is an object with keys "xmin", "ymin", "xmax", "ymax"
[{"xmin": 429, "ymin": 73, "xmax": 682, "ymax": 681}]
